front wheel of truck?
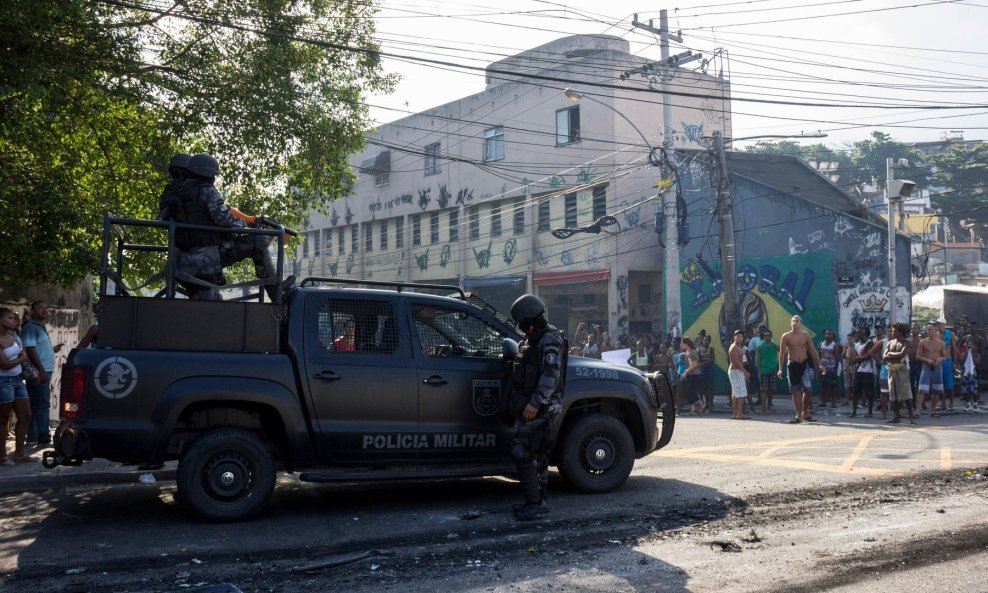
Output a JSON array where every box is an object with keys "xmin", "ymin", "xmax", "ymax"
[
  {"xmin": 177, "ymin": 428, "xmax": 276, "ymax": 522},
  {"xmin": 557, "ymin": 413, "xmax": 635, "ymax": 493}
]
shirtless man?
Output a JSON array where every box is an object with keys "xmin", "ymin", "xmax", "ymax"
[
  {"xmin": 728, "ymin": 330, "xmax": 751, "ymax": 420},
  {"xmin": 778, "ymin": 315, "xmax": 826, "ymax": 423},
  {"xmin": 915, "ymin": 321, "xmax": 949, "ymax": 418}
]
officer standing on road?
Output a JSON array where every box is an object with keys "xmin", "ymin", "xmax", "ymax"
[
  {"xmin": 508, "ymin": 294, "xmax": 566, "ymax": 521},
  {"xmin": 170, "ymin": 153, "xmax": 277, "ymax": 301}
]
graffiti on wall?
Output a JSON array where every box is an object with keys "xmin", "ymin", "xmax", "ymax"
[
  {"xmin": 503, "ymin": 239, "xmax": 518, "ymax": 265},
  {"xmin": 474, "ymin": 241, "xmax": 493, "ymax": 268},
  {"xmin": 837, "ymin": 273, "xmax": 910, "ymax": 339},
  {"xmin": 680, "ymin": 252, "xmax": 835, "ymax": 364}
]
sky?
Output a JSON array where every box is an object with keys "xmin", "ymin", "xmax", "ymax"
[{"xmin": 366, "ymin": 0, "xmax": 988, "ymax": 149}]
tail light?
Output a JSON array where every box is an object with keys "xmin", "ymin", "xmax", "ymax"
[{"xmin": 61, "ymin": 366, "xmax": 86, "ymax": 420}]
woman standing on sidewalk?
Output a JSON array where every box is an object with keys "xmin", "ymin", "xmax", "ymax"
[{"xmin": 0, "ymin": 307, "xmax": 32, "ymax": 464}]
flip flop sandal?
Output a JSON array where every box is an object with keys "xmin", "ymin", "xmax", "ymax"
[
  {"xmin": 804, "ymin": 416, "xmax": 818, "ymax": 422},
  {"xmin": 788, "ymin": 418, "xmax": 802, "ymax": 424}
]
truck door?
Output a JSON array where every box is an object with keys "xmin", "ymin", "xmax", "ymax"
[
  {"xmin": 303, "ymin": 294, "xmax": 419, "ymax": 463},
  {"xmin": 409, "ymin": 299, "xmax": 515, "ymax": 462}
]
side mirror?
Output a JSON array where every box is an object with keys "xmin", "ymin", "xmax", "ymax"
[{"xmin": 502, "ymin": 338, "xmax": 519, "ymax": 360}]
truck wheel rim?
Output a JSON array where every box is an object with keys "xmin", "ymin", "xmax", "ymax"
[
  {"xmin": 204, "ymin": 452, "xmax": 253, "ymax": 499},
  {"xmin": 581, "ymin": 433, "xmax": 617, "ymax": 474}
]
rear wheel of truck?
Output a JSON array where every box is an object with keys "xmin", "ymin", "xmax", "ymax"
[
  {"xmin": 177, "ymin": 428, "xmax": 276, "ymax": 522},
  {"xmin": 557, "ymin": 413, "xmax": 635, "ymax": 493}
]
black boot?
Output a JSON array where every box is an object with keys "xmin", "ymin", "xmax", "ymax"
[{"xmin": 513, "ymin": 500, "xmax": 548, "ymax": 520}]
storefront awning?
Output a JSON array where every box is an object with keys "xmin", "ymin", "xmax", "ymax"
[
  {"xmin": 534, "ymin": 270, "xmax": 610, "ymax": 287},
  {"xmin": 463, "ymin": 276, "xmax": 525, "ymax": 288}
]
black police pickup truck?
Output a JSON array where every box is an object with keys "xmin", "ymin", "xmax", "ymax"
[{"xmin": 46, "ymin": 216, "xmax": 674, "ymax": 522}]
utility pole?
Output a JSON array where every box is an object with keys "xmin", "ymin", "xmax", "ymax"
[
  {"xmin": 886, "ymin": 157, "xmax": 896, "ymax": 326},
  {"xmin": 712, "ymin": 131, "xmax": 739, "ymax": 332},
  {"xmin": 632, "ymin": 10, "xmax": 690, "ymax": 337}
]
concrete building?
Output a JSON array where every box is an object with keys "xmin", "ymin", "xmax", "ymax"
[{"xmin": 296, "ymin": 34, "xmax": 732, "ymax": 338}]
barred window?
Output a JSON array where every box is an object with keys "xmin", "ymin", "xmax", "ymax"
[
  {"xmin": 564, "ymin": 192, "xmax": 577, "ymax": 228},
  {"xmin": 449, "ymin": 210, "xmax": 459, "ymax": 242},
  {"xmin": 491, "ymin": 204, "xmax": 502, "ymax": 237},
  {"xmin": 537, "ymin": 199, "xmax": 550, "ymax": 232},
  {"xmin": 396, "ymin": 218, "xmax": 404, "ymax": 248},
  {"xmin": 412, "ymin": 303, "xmax": 504, "ymax": 359},
  {"xmin": 593, "ymin": 185, "xmax": 607, "ymax": 220},
  {"xmin": 469, "ymin": 206, "xmax": 480, "ymax": 240},
  {"xmin": 430, "ymin": 212, "xmax": 440, "ymax": 244},
  {"xmin": 338, "ymin": 227, "xmax": 345, "ymax": 255},
  {"xmin": 412, "ymin": 214, "xmax": 422, "ymax": 246},
  {"xmin": 380, "ymin": 220, "xmax": 388, "ymax": 250},
  {"xmin": 513, "ymin": 198, "xmax": 525, "ymax": 235},
  {"xmin": 315, "ymin": 298, "xmax": 400, "ymax": 356}
]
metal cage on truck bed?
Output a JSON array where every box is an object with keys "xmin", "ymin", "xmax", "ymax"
[{"xmin": 94, "ymin": 214, "xmax": 296, "ymax": 353}]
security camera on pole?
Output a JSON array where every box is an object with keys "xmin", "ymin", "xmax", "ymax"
[{"xmin": 886, "ymin": 157, "xmax": 916, "ymax": 325}]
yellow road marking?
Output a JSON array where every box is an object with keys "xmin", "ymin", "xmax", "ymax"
[{"xmin": 840, "ymin": 435, "xmax": 875, "ymax": 471}]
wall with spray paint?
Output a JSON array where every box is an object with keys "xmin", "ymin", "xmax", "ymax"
[{"xmin": 675, "ymin": 153, "xmax": 911, "ymax": 386}]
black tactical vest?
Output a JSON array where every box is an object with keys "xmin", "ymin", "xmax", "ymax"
[{"xmin": 174, "ymin": 181, "xmax": 221, "ymax": 248}]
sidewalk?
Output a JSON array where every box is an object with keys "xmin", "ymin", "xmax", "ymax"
[{"xmin": 0, "ymin": 449, "xmax": 176, "ymax": 496}]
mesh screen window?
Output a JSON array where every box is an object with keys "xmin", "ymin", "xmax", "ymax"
[
  {"xmin": 316, "ymin": 299, "xmax": 400, "ymax": 355},
  {"xmin": 412, "ymin": 303, "xmax": 504, "ymax": 359}
]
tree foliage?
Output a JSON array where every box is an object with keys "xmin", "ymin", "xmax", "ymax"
[
  {"xmin": 928, "ymin": 143, "xmax": 988, "ymax": 226},
  {"xmin": 1, "ymin": 0, "xmax": 395, "ymax": 286}
]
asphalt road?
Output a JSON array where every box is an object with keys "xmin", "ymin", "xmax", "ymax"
[{"xmin": 1, "ymin": 403, "xmax": 986, "ymax": 593}]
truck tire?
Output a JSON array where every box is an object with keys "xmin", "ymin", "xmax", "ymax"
[
  {"xmin": 557, "ymin": 413, "xmax": 635, "ymax": 493},
  {"xmin": 177, "ymin": 428, "xmax": 276, "ymax": 522}
]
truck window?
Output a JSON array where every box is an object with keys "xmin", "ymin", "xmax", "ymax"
[
  {"xmin": 313, "ymin": 298, "xmax": 400, "ymax": 356},
  {"xmin": 412, "ymin": 303, "xmax": 504, "ymax": 359}
]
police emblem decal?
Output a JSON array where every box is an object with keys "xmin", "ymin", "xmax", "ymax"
[
  {"xmin": 472, "ymin": 379, "xmax": 501, "ymax": 416},
  {"xmin": 93, "ymin": 357, "xmax": 139, "ymax": 400},
  {"xmin": 545, "ymin": 352, "xmax": 559, "ymax": 365}
]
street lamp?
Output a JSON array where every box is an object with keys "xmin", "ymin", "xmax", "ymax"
[
  {"xmin": 563, "ymin": 88, "xmax": 681, "ymax": 335},
  {"xmin": 886, "ymin": 158, "xmax": 916, "ymax": 325}
]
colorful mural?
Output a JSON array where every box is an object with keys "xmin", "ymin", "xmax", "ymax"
[{"xmin": 679, "ymin": 252, "xmax": 835, "ymax": 376}]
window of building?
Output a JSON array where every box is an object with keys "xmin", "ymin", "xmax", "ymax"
[
  {"xmin": 491, "ymin": 204, "xmax": 502, "ymax": 237},
  {"xmin": 593, "ymin": 185, "xmax": 607, "ymax": 220},
  {"xmin": 396, "ymin": 218, "xmax": 404, "ymax": 248},
  {"xmin": 425, "ymin": 142, "xmax": 441, "ymax": 176},
  {"xmin": 380, "ymin": 220, "xmax": 388, "ymax": 250},
  {"xmin": 324, "ymin": 228, "xmax": 333, "ymax": 256},
  {"xmin": 360, "ymin": 150, "xmax": 391, "ymax": 188},
  {"xmin": 556, "ymin": 106, "xmax": 580, "ymax": 145},
  {"xmin": 564, "ymin": 192, "xmax": 577, "ymax": 228},
  {"xmin": 364, "ymin": 223, "xmax": 373, "ymax": 252},
  {"xmin": 513, "ymin": 198, "xmax": 525, "ymax": 235},
  {"xmin": 338, "ymin": 227, "xmax": 345, "ymax": 255},
  {"xmin": 449, "ymin": 210, "xmax": 459, "ymax": 242},
  {"xmin": 352, "ymin": 225, "xmax": 359, "ymax": 254},
  {"xmin": 483, "ymin": 126, "xmax": 504, "ymax": 162},
  {"xmin": 430, "ymin": 212, "xmax": 440, "ymax": 244},
  {"xmin": 469, "ymin": 205, "xmax": 480, "ymax": 239},
  {"xmin": 412, "ymin": 214, "xmax": 421, "ymax": 246},
  {"xmin": 537, "ymin": 199, "xmax": 550, "ymax": 232},
  {"xmin": 302, "ymin": 233, "xmax": 310, "ymax": 258}
]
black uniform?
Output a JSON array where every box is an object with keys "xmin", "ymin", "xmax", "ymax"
[
  {"xmin": 170, "ymin": 179, "xmax": 276, "ymax": 300},
  {"xmin": 509, "ymin": 323, "xmax": 565, "ymax": 518}
]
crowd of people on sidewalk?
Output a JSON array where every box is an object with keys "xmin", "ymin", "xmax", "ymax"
[
  {"xmin": 0, "ymin": 301, "xmax": 61, "ymax": 466},
  {"xmin": 568, "ymin": 314, "xmax": 987, "ymax": 423}
]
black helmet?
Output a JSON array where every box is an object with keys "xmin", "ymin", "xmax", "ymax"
[
  {"xmin": 188, "ymin": 153, "xmax": 220, "ymax": 177},
  {"xmin": 510, "ymin": 294, "xmax": 545, "ymax": 325},
  {"xmin": 169, "ymin": 153, "xmax": 191, "ymax": 170}
]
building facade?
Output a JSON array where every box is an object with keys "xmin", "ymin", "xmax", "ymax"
[{"xmin": 296, "ymin": 35, "xmax": 732, "ymax": 338}]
